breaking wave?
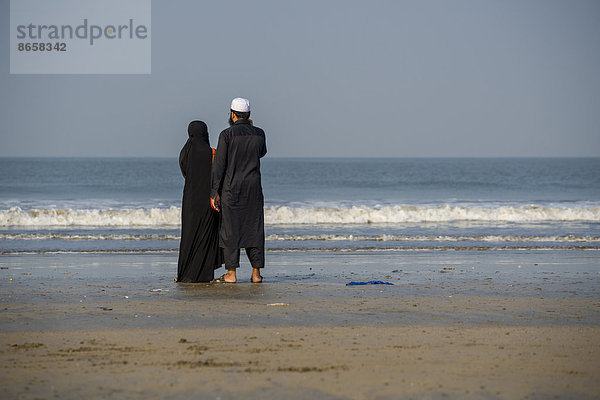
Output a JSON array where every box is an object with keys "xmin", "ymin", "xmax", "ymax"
[
  {"xmin": 265, "ymin": 234, "xmax": 600, "ymax": 243},
  {"xmin": 1, "ymin": 232, "xmax": 598, "ymax": 243},
  {"xmin": 0, "ymin": 204, "xmax": 599, "ymax": 227},
  {"xmin": 265, "ymin": 205, "xmax": 600, "ymax": 224},
  {"xmin": 2, "ymin": 246, "xmax": 599, "ymax": 255},
  {"xmin": 0, "ymin": 206, "xmax": 182, "ymax": 227},
  {"xmin": 0, "ymin": 233, "xmax": 180, "ymax": 241}
]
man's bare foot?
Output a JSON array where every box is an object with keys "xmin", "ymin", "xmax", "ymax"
[
  {"xmin": 214, "ymin": 270, "xmax": 236, "ymax": 283},
  {"xmin": 251, "ymin": 268, "xmax": 263, "ymax": 283}
]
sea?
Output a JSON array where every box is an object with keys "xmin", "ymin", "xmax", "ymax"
[{"xmin": 0, "ymin": 157, "xmax": 599, "ymax": 255}]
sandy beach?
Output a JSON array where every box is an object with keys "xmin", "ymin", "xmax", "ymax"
[
  {"xmin": 3, "ymin": 324, "xmax": 599, "ymax": 400},
  {"xmin": 1, "ymin": 250, "xmax": 599, "ymax": 399}
]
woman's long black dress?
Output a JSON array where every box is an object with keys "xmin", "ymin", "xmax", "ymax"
[{"xmin": 177, "ymin": 121, "xmax": 221, "ymax": 282}]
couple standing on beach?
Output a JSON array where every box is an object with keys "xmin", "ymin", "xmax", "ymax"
[{"xmin": 176, "ymin": 98, "xmax": 267, "ymax": 283}]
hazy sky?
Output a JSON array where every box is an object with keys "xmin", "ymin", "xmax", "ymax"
[{"xmin": 1, "ymin": 0, "xmax": 599, "ymax": 157}]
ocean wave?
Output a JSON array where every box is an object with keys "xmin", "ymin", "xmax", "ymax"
[
  {"xmin": 265, "ymin": 205, "xmax": 600, "ymax": 224},
  {"xmin": 0, "ymin": 204, "xmax": 599, "ymax": 227},
  {"xmin": 266, "ymin": 234, "xmax": 600, "ymax": 243},
  {"xmin": 2, "ymin": 246, "xmax": 599, "ymax": 255},
  {"xmin": 0, "ymin": 233, "xmax": 180, "ymax": 241},
  {"xmin": 0, "ymin": 206, "xmax": 182, "ymax": 227},
  {"xmin": 2, "ymin": 232, "xmax": 598, "ymax": 243}
]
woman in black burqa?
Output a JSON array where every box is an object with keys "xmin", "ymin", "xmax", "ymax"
[{"xmin": 177, "ymin": 121, "xmax": 221, "ymax": 282}]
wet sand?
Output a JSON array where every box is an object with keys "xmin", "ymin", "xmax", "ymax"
[{"xmin": 1, "ymin": 250, "xmax": 599, "ymax": 399}]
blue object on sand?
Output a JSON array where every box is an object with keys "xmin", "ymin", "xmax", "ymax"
[{"xmin": 346, "ymin": 281, "xmax": 394, "ymax": 286}]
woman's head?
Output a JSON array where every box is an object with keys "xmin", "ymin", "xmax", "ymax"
[{"xmin": 188, "ymin": 121, "xmax": 209, "ymax": 145}]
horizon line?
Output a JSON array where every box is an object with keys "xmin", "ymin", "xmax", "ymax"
[{"xmin": 1, "ymin": 155, "xmax": 599, "ymax": 160}]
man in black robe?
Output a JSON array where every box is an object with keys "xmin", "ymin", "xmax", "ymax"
[
  {"xmin": 210, "ymin": 98, "xmax": 267, "ymax": 283},
  {"xmin": 177, "ymin": 121, "xmax": 221, "ymax": 282}
]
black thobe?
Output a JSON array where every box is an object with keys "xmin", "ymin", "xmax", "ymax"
[
  {"xmin": 177, "ymin": 121, "xmax": 221, "ymax": 282},
  {"xmin": 210, "ymin": 119, "xmax": 267, "ymax": 249}
]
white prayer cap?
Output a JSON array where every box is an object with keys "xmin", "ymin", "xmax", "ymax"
[{"xmin": 230, "ymin": 97, "xmax": 250, "ymax": 112}]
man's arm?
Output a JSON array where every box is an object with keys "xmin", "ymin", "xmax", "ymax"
[
  {"xmin": 179, "ymin": 138, "xmax": 191, "ymax": 178},
  {"xmin": 259, "ymin": 130, "xmax": 267, "ymax": 158},
  {"xmin": 210, "ymin": 131, "xmax": 228, "ymax": 210}
]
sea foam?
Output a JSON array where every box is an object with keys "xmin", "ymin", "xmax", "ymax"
[
  {"xmin": 0, "ymin": 206, "xmax": 181, "ymax": 227},
  {"xmin": 1, "ymin": 232, "xmax": 598, "ymax": 243},
  {"xmin": 264, "ymin": 204, "xmax": 600, "ymax": 224},
  {"xmin": 0, "ymin": 204, "xmax": 599, "ymax": 227}
]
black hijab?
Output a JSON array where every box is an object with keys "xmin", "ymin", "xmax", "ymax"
[{"xmin": 188, "ymin": 120, "xmax": 210, "ymax": 145}]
